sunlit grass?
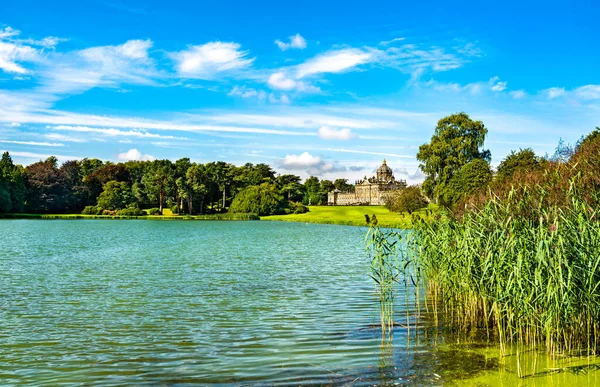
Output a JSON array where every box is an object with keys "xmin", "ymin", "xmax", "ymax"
[{"xmin": 262, "ymin": 204, "xmax": 439, "ymax": 229}]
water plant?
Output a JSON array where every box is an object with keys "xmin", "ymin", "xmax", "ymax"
[{"xmin": 365, "ymin": 214, "xmax": 401, "ymax": 335}]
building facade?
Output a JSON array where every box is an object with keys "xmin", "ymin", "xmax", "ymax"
[{"xmin": 327, "ymin": 160, "xmax": 407, "ymax": 205}]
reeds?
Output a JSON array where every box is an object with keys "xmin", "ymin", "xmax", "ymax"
[
  {"xmin": 365, "ymin": 223, "xmax": 401, "ymax": 335},
  {"xmin": 411, "ymin": 180, "xmax": 600, "ymax": 358}
]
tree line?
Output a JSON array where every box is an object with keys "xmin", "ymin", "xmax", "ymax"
[
  {"xmin": 0, "ymin": 153, "xmax": 356, "ymax": 216},
  {"xmin": 385, "ymin": 112, "xmax": 599, "ymax": 214}
]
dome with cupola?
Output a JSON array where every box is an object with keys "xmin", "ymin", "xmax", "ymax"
[{"xmin": 376, "ymin": 159, "xmax": 394, "ymax": 182}]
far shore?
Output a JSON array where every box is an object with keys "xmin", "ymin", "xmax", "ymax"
[{"xmin": 0, "ymin": 213, "xmax": 259, "ymax": 221}]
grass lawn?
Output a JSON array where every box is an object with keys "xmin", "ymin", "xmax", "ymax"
[{"xmin": 261, "ymin": 204, "xmax": 438, "ymax": 229}]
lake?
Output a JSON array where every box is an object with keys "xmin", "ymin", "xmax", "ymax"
[{"xmin": 2, "ymin": 220, "xmax": 600, "ymax": 386}]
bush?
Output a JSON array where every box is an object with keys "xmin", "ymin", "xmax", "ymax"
[
  {"xmin": 386, "ymin": 185, "xmax": 428, "ymax": 214},
  {"xmin": 101, "ymin": 209, "xmax": 117, "ymax": 216},
  {"xmin": 289, "ymin": 202, "xmax": 309, "ymax": 214},
  {"xmin": 118, "ymin": 204, "xmax": 145, "ymax": 216},
  {"xmin": 81, "ymin": 205, "xmax": 102, "ymax": 215},
  {"xmin": 230, "ymin": 183, "xmax": 285, "ymax": 216},
  {"xmin": 147, "ymin": 207, "xmax": 161, "ymax": 215}
]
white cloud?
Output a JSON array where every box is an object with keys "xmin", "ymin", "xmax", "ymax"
[
  {"xmin": 268, "ymin": 72, "xmax": 297, "ymax": 90},
  {"xmin": 281, "ymin": 152, "xmax": 323, "ymax": 168},
  {"xmin": 490, "ymin": 76, "xmax": 507, "ymax": 92},
  {"xmin": 117, "ymin": 148, "xmax": 155, "ymax": 161},
  {"xmin": 296, "ymin": 48, "xmax": 374, "ymax": 78},
  {"xmin": 510, "ymin": 90, "xmax": 526, "ymax": 99},
  {"xmin": 574, "ymin": 85, "xmax": 600, "ymax": 100},
  {"xmin": 379, "ymin": 37, "xmax": 406, "ymax": 46},
  {"xmin": 268, "ymin": 93, "xmax": 290, "ymax": 104},
  {"xmin": 229, "ymin": 86, "xmax": 267, "ymax": 100},
  {"xmin": 275, "ymin": 33, "xmax": 307, "ymax": 51},
  {"xmin": 10, "ymin": 122, "xmax": 21, "ymax": 127},
  {"xmin": 52, "ymin": 125, "xmax": 183, "ymax": 139},
  {"xmin": 170, "ymin": 41, "xmax": 254, "ymax": 79},
  {"xmin": 44, "ymin": 133, "xmax": 86, "ymax": 143},
  {"xmin": 0, "ymin": 26, "xmax": 65, "ymax": 75},
  {"xmin": 543, "ymin": 87, "xmax": 566, "ymax": 99},
  {"xmin": 0, "ymin": 39, "xmax": 39, "ymax": 74},
  {"xmin": 0, "ymin": 140, "xmax": 64, "ymax": 147},
  {"xmin": 318, "ymin": 126, "xmax": 357, "ymax": 140},
  {"xmin": 40, "ymin": 39, "xmax": 157, "ymax": 95}
]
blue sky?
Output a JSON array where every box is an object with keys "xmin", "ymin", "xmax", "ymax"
[{"xmin": 0, "ymin": 0, "xmax": 598, "ymax": 183}]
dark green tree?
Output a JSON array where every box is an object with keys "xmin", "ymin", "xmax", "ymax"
[
  {"xmin": 0, "ymin": 152, "xmax": 25, "ymax": 212},
  {"xmin": 334, "ymin": 178, "xmax": 353, "ymax": 192},
  {"xmin": 304, "ymin": 176, "xmax": 322, "ymax": 205},
  {"xmin": 186, "ymin": 163, "xmax": 209, "ymax": 214},
  {"xmin": 142, "ymin": 160, "xmax": 174, "ymax": 214},
  {"xmin": 206, "ymin": 161, "xmax": 234, "ymax": 211},
  {"xmin": 386, "ymin": 185, "xmax": 428, "ymax": 214},
  {"xmin": 97, "ymin": 181, "xmax": 135, "ymax": 210},
  {"xmin": 496, "ymin": 148, "xmax": 543, "ymax": 182},
  {"xmin": 229, "ymin": 183, "xmax": 285, "ymax": 216},
  {"xmin": 23, "ymin": 157, "xmax": 69, "ymax": 213},
  {"xmin": 444, "ymin": 159, "xmax": 492, "ymax": 206},
  {"xmin": 417, "ymin": 112, "xmax": 491, "ymax": 205}
]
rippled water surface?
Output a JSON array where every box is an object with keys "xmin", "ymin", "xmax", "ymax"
[{"xmin": 2, "ymin": 220, "xmax": 600, "ymax": 386}]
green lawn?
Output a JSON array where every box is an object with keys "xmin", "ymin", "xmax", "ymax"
[{"xmin": 261, "ymin": 205, "xmax": 438, "ymax": 228}]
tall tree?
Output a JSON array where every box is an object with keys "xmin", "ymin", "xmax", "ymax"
[
  {"xmin": 186, "ymin": 164, "xmax": 209, "ymax": 214},
  {"xmin": 206, "ymin": 161, "xmax": 234, "ymax": 210},
  {"xmin": 496, "ymin": 148, "xmax": 543, "ymax": 182},
  {"xmin": 97, "ymin": 181, "xmax": 135, "ymax": 210},
  {"xmin": 416, "ymin": 112, "xmax": 491, "ymax": 204},
  {"xmin": 142, "ymin": 160, "xmax": 174, "ymax": 214},
  {"xmin": 0, "ymin": 152, "xmax": 25, "ymax": 212},
  {"xmin": 304, "ymin": 176, "xmax": 321, "ymax": 205},
  {"xmin": 23, "ymin": 157, "xmax": 69, "ymax": 213},
  {"xmin": 444, "ymin": 159, "xmax": 492, "ymax": 206},
  {"xmin": 334, "ymin": 178, "xmax": 353, "ymax": 192},
  {"xmin": 174, "ymin": 158, "xmax": 192, "ymax": 213}
]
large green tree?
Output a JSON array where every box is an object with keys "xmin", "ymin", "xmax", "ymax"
[
  {"xmin": 229, "ymin": 183, "xmax": 285, "ymax": 216},
  {"xmin": 142, "ymin": 160, "xmax": 174, "ymax": 214},
  {"xmin": 97, "ymin": 181, "xmax": 135, "ymax": 210},
  {"xmin": 23, "ymin": 157, "xmax": 70, "ymax": 213},
  {"xmin": 0, "ymin": 152, "xmax": 25, "ymax": 212},
  {"xmin": 186, "ymin": 164, "xmax": 209, "ymax": 214},
  {"xmin": 417, "ymin": 112, "xmax": 491, "ymax": 205},
  {"xmin": 496, "ymin": 148, "xmax": 543, "ymax": 182},
  {"xmin": 386, "ymin": 185, "xmax": 428, "ymax": 214},
  {"xmin": 444, "ymin": 159, "xmax": 492, "ymax": 206}
]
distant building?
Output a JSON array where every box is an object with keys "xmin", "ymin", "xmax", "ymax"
[{"xmin": 327, "ymin": 160, "xmax": 407, "ymax": 205}]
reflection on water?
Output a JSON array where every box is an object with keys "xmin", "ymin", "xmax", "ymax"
[{"xmin": 1, "ymin": 220, "xmax": 599, "ymax": 386}]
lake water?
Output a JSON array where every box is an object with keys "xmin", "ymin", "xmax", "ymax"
[{"xmin": 2, "ymin": 220, "xmax": 600, "ymax": 386}]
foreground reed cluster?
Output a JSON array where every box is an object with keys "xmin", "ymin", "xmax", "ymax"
[
  {"xmin": 415, "ymin": 184, "xmax": 600, "ymax": 357},
  {"xmin": 367, "ymin": 131, "xmax": 600, "ymax": 367}
]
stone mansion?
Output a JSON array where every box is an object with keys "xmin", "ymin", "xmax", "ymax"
[{"xmin": 327, "ymin": 159, "xmax": 407, "ymax": 205}]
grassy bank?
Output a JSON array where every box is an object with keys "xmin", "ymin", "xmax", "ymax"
[
  {"xmin": 0, "ymin": 213, "xmax": 259, "ymax": 220},
  {"xmin": 261, "ymin": 204, "xmax": 438, "ymax": 228}
]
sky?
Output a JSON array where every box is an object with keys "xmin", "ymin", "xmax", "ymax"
[{"xmin": 0, "ymin": 0, "xmax": 599, "ymax": 183}]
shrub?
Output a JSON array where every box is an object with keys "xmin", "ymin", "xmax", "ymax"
[
  {"xmin": 229, "ymin": 183, "xmax": 285, "ymax": 216},
  {"xmin": 81, "ymin": 205, "xmax": 102, "ymax": 215},
  {"xmin": 386, "ymin": 185, "xmax": 428, "ymax": 214},
  {"xmin": 289, "ymin": 202, "xmax": 309, "ymax": 214},
  {"xmin": 118, "ymin": 204, "xmax": 145, "ymax": 216},
  {"xmin": 147, "ymin": 207, "xmax": 161, "ymax": 215},
  {"xmin": 101, "ymin": 209, "xmax": 117, "ymax": 216}
]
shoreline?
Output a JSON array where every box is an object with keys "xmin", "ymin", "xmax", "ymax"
[{"xmin": 0, "ymin": 213, "xmax": 259, "ymax": 221}]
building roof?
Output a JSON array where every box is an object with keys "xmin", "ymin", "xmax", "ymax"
[{"xmin": 376, "ymin": 159, "xmax": 393, "ymax": 174}]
